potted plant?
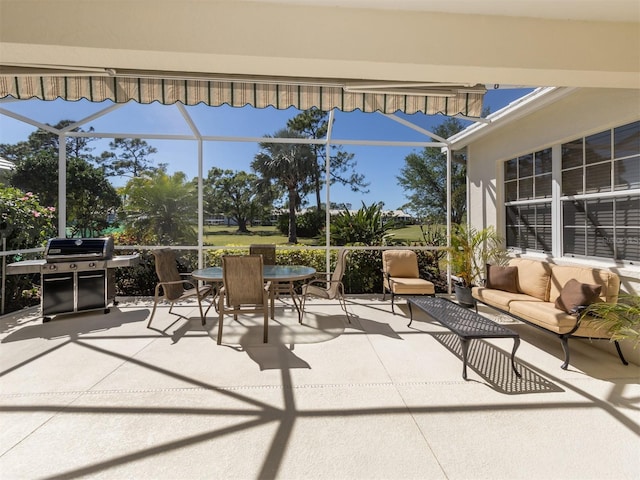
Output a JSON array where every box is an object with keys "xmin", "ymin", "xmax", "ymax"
[
  {"xmin": 448, "ymin": 224, "xmax": 507, "ymax": 307},
  {"xmin": 583, "ymin": 294, "xmax": 640, "ymax": 348}
]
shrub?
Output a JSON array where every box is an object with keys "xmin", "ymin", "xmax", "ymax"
[
  {"xmin": 0, "ymin": 187, "xmax": 56, "ymax": 250},
  {"xmin": 342, "ymin": 247, "xmax": 382, "ymax": 294},
  {"xmin": 276, "ymin": 209, "xmax": 326, "ymax": 240},
  {"xmin": 1, "ymin": 187, "xmax": 56, "ymax": 313},
  {"xmin": 111, "ymin": 232, "xmax": 199, "ymax": 297},
  {"xmin": 276, "ymin": 213, "xmax": 289, "ymax": 236},
  {"xmin": 205, "ymin": 246, "xmax": 327, "ymax": 271},
  {"xmin": 417, "ymin": 224, "xmax": 448, "ymax": 291},
  {"xmin": 330, "ymin": 202, "xmax": 392, "ymax": 246},
  {"xmin": 296, "ymin": 209, "xmax": 325, "ymax": 238}
]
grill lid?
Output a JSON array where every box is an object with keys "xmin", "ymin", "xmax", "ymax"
[{"xmin": 44, "ymin": 237, "xmax": 114, "ymax": 262}]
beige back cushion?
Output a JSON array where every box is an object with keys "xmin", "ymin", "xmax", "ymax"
[
  {"xmin": 549, "ymin": 265, "xmax": 620, "ymax": 304},
  {"xmin": 508, "ymin": 258, "xmax": 553, "ymax": 301},
  {"xmin": 382, "ymin": 250, "xmax": 419, "ymax": 278}
]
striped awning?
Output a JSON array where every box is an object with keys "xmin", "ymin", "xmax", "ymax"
[{"xmin": 0, "ymin": 70, "xmax": 485, "ymax": 117}]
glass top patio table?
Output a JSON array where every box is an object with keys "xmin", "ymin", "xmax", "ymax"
[
  {"xmin": 191, "ymin": 265, "xmax": 316, "ymax": 283},
  {"xmin": 191, "ymin": 265, "xmax": 316, "ymax": 321}
]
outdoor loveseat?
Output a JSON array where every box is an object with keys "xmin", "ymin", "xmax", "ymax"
[{"xmin": 472, "ymin": 257, "xmax": 628, "ymax": 369}]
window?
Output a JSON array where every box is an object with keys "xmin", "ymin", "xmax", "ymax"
[
  {"xmin": 504, "ymin": 148, "xmax": 552, "ymax": 253},
  {"xmin": 504, "ymin": 121, "xmax": 640, "ymax": 262},
  {"xmin": 562, "ymin": 122, "xmax": 640, "ymax": 196},
  {"xmin": 561, "ymin": 121, "xmax": 639, "ymax": 262},
  {"xmin": 563, "ymin": 196, "xmax": 639, "ymax": 260}
]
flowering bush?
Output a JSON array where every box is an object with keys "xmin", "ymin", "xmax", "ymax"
[
  {"xmin": 1, "ymin": 187, "xmax": 57, "ymax": 313},
  {"xmin": 0, "ymin": 187, "xmax": 56, "ymax": 250}
]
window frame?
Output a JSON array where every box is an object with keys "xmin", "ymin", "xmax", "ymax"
[
  {"xmin": 503, "ymin": 148, "xmax": 553, "ymax": 254},
  {"xmin": 503, "ymin": 120, "xmax": 639, "ymax": 264}
]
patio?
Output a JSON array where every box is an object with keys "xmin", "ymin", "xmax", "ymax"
[{"xmin": 1, "ymin": 295, "xmax": 638, "ymax": 479}]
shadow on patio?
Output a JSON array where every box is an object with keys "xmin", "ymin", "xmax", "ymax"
[{"xmin": 1, "ymin": 296, "xmax": 638, "ymax": 479}]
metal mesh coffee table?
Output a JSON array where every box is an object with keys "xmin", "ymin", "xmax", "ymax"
[{"xmin": 407, "ymin": 297, "xmax": 521, "ymax": 380}]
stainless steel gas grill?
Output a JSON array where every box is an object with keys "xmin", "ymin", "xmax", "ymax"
[{"xmin": 7, "ymin": 237, "xmax": 140, "ymax": 321}]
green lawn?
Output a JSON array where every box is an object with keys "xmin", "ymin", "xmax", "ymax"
[
  {"xmin": 386, "ymin": 224, "xmax": 427, "ymax": 243},
  {"xmin": 203, "ymin": 224, "xmax": 428, "ymax": 245},
  {"xmin": 204, "ymin": 225, "xmax": 316, "ymax": 246}
]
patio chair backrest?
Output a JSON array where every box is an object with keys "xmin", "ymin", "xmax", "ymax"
[
  {"xmin": 328, "ymin": 249, "xmax": 349, "ymax": 297},
  {"xmin": 249, "ymin": 244, "xmax": 276, "ymax": 265},
  {"xmin": 152, "ymin": 248, "xmax": 184, "ymax": 300},
  {"xmin": 222, "ymin": 255, "xmax": 265, "ymax": 306},
  {"xmin": 332, "ymin": 249, "xmax": 349, "ymax": 281}
]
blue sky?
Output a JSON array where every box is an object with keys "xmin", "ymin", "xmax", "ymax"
[{"xmin": 0, "ymin": 88, "xmax": 532, "ymax": 212}]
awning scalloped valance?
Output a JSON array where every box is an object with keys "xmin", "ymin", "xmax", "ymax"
[{"xmin": 0, "ymin": 74, "xmax": 485, "ymax": 117}]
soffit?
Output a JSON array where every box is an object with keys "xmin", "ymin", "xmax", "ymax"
[
  {"xmin": 247, "ymin": 0, "xmax": 640, "ymax": 23},
  {"xmin": 0, "ymin": 0, "xmax": 638, "ymax": 94}
]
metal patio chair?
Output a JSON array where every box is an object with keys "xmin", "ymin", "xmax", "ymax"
[
  {"xmin": 148, "ymin": 248, "xmax": 213, "ymax": 328},
  {"xmin": 217, "ymin": 255, "xmax": 271, "ymax": 344},
  {"xmin": 300, "ymin": 249, "xmax": 350, "ymax": 322},
  {"xmin": 382, "ymin": 249, "xmax": 435, "ymax": 314}
]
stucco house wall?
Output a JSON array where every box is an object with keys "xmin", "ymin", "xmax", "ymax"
[{"xmin": 463, "ymin": 88, "xmax": 640, "ymax": 294}]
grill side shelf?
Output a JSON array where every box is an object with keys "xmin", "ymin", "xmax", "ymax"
[
  {"xmin": 106, "ymin": 254, "xmax": 140, "ymax": 268},
  {"xmin": 6, "ymin": 259, "xmax": 46, "ymax": 275},
  {"xmin": 7, "ymin": 254, "xmax": 140, "ymax": 275}
]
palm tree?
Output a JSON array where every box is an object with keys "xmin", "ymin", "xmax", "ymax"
[
  {"xmin": 251, "ymin": 129, "xmax": 315, "ymax": 243},
  {"xmin": 121, "ymin": 170, "xmax": 197, "ymax": 245}
]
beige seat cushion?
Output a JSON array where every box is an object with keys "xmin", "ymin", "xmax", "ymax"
[
  {"xmin": 386, "ymin": 277, "xmax": 435, "ymax": 295},
  {"xmin": 508, "ymin": 301, "xmax": 580, "ymax": 334},
  {"xmin": 508, "ymin": 300, "xmax": 612, "ymax": 338},
  {"xmin": 472, "ymin": 286, "xmax": 542, "ymax": 310},
  {"xmin": 508, "ymin": 258, "xmax": 553, "ymax": 301}
]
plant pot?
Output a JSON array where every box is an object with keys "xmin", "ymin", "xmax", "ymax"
[{"xmin": 454, "ymin": 284, "xmax": 475, "ymax": 308}]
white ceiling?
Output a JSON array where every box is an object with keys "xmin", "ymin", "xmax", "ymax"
[
  {"xmin": 248, "ymin": 0, "xmax": 640, "ymax": 23},
  {"xmin": 1, "ymin": 0, "xmax": 638, "ymax": 90}
]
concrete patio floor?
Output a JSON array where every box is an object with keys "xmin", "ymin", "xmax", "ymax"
[{"xmin": 1, "ymin": 295, "xmax": 639, "ymax": 480}]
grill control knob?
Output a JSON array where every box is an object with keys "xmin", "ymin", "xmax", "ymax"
[
  {"xmin": 89, "ymin": 262, "xmax": 96, "ymax": 268},
  {"xmin": 70, "ymin": 263, "xmax": 77, "ymax": 269}
]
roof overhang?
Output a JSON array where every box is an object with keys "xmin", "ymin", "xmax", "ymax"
[
  {"xmin": 1, "ymin": 1, "xmax": 638, "ymax": 91},
  {"xmin": 446, "ymin": 87, "xmax": 578, "ymax": 150}
]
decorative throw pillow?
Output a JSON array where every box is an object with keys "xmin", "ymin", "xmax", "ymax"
[
  {"xmin": 485, "ymin": 264, "xmax": 519, "ymax": 293},
  {"xmin": 554, "ymin": 278, "xmax": 602, "ymax": 314}
]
